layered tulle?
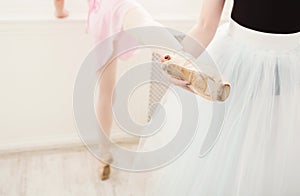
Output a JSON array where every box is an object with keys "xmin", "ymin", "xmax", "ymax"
[{"xmin": 130, "ymin": 20, "xmax": 300, "ymax": 196}]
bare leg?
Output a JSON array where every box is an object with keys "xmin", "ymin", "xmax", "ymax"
[
  {"xmin": 96, "ymin": 7, "xmax": 174, "ymax": 148},
  {"xmin": 96, "ymin": 60, "xmax": 117, "ymax": 140},
  {"xmin": 54, "ymin": 0, "xmax": 69, "ymax": 19},
  {"xmin": 96, "ymin": 57, "xmax": 117, "ymax": 180},
  {"xmin": 122, "ymin": 7, "xmax": 183, "ymax": 52},
  {"xmin": 123, "ymin": 7, "xmax": 159, "ymax": 29}
]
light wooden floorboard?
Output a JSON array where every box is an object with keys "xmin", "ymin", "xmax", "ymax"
[{"xmin": 0, "ymin": 147, "xmax": 148, "ymax": 196}]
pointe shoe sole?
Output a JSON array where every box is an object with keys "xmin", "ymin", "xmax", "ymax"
[
  {"xmin": 99, "ymin": 164, "xmax": 111, "ymax": 181},
  {"xmin": 162, "ymin": 61, "xmax": 231, "ymax": 102}
]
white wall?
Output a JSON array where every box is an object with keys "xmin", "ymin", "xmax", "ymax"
[
  {"xmin": 0, "ymin": 0, "xmax": 201, "ymax": 152},
  {"xmin": 0, "ymin": 20, "xmax": 93, "ymax": 151}
]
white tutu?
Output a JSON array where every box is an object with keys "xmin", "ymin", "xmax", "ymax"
[{"xmin": 129, "ymin": 20, "xmax": 300, "ymax": 196}]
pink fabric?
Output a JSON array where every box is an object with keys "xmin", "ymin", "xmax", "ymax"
[{"xmin": 86, "ymin": 0, "xmax": 140, "ymax": 44}]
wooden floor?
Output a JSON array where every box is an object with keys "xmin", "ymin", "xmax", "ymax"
[{"xmin": 0, "ymin": 147, "xmax": 145, "ymax": 196}]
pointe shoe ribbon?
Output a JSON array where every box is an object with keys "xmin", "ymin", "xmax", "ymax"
[{"xmin": 161, "ymin": 53, "xmax": 231, "ymax": 102}]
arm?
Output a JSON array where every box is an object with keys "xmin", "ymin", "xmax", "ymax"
[{"xmin": 182, "ymin": 0, "xmax": 226, "ymax": 56}]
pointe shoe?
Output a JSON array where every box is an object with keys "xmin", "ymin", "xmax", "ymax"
[
  {"xmin": 161, "ymin": 54, "xmax": 230, "ymax": 102},
  {"xmin": 99, "ymin": 163, "xmax": 111, "ymax": 181},
  {"xmin": 98, "ymin": 152, "xmax": 113, "ymax": 181}
]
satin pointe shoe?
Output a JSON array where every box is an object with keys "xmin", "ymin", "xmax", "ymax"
[
  {"xmin": 98, "ymin": 152, "xmax": 113, "ymax": 181},
  {"xmin": 161, "ymin": 54, "xmax": 231, "ymax": 102}
]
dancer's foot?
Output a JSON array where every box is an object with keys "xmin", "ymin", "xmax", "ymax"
[
  {"xmin": 161, "ymin": 54, "xmax": 230, "ymax": 102},
  {"xmin": 99, "ymin": 162, "xmax": 111, "ymax": 181},
  {"xmin": 98, "ymin": 152, "xmax": 113, "ymax": 181}
]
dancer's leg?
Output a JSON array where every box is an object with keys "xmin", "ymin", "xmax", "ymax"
[
  {"xmin": 122, "ymin": 7, "xmax": 194, "ymax": 90},
  {"xmin": 95, "ymin": 57, "xmax": 117, "ymax": 181},
  {"xmin": 94, "ymin": 3, "xmax": 181, "ymax": 181},
  {"xmin": 122, "ymin": 7, "xmax": 183, "ymax": 52},
  {"xmin": 96, "ymin": 61, "xmax": 117, "ymax": 140}
]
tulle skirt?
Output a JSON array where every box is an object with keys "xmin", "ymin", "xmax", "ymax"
[{"xmin": 131, "ymin": 20, "xmax": 300, "ymax": 196}]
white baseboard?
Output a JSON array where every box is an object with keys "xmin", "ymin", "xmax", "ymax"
[
  {"xmin": 0, "ymin": 132, "xmax": 138, "ymax": 155},
  {"xmin": 0, "ymin": 134, "xmax": 83, "ymax": 154}
]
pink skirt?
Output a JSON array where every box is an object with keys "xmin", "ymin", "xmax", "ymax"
[{"xmin": 86, "ymin": 0, "xmax": 141, "ymax": 44}]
